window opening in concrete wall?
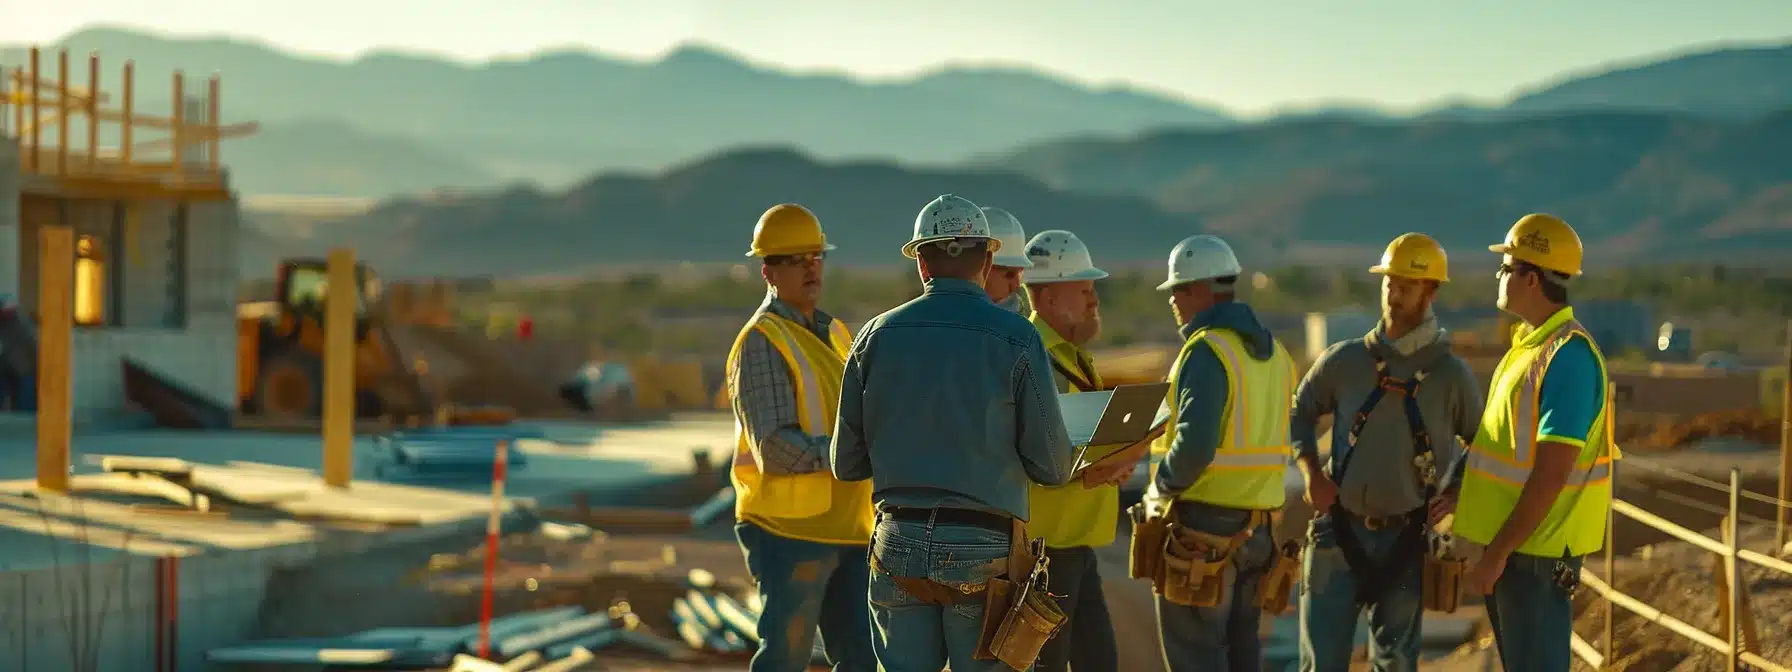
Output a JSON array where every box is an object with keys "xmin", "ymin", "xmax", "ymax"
[
  {"xmin": 74, "ymin": 235, "xmax": 107, "ymax": 326},
  {"xmin": 167, "ymin": 204, "xmax": 190, "ymax": 328}
]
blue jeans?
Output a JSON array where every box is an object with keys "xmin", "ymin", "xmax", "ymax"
[
  {"xmin": 1485, "ymin": 552, "xmax": 1581, "ymax": 672},
  {"xmin": 867, "ymin": 516, "xmax": 1016, "ymax": 672},
  {"xmin": 735, "ymin": 522, "xmax": 875, "ymax": 672},
  {"xmin": 1157, "ymin": 501, "xmax": 1275, "ymax": 672},
  {"xmin": 1297, "ymin": 513, "xmax": 1424, "ymax": 672},
  {"xmin": 1034, "ymin": 545, "xmax": 1117, "ymax": 672}
]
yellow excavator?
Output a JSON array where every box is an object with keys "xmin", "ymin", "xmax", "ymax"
[{"xmin": 236, "ymin": 258, "xmax": 513, "ymax": 425}]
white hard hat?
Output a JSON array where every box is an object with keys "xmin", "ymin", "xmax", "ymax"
[
  {"xmin": 904, "ymin": 194, "xmax": 1001, "ymax": 259},
  {"xmin": 1023, "ymin": 230, "xmax": 1109, "ymax": 284},
  {"xmin": 1157, "ymin": 234, "xmax": 1242, "ymax": 290},
  {"xmin": 981, "ymin": 207, "xmax": 1034, "ymax": 269}
]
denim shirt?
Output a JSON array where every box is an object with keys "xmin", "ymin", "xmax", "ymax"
[{"xmin": 831, "ymin": 277, "xmax": 1075, "ymax": 521}]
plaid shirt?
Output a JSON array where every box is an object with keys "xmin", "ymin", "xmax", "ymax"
[{"xmin": 730, "ymin": 291, "xmax": 838, "ymax": 475}]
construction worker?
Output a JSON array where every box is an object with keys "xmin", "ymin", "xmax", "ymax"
[
  {"xmin": 981, "ymin": 207, "xmax": 1034, "ymax": 314},
  {"xmin": 1145, "ymin": 234, "xmax": 1298, "ymax": 672},
  {"xmin": 727, "ymin": 203, "xmax": 875, "ymax": 672},
  {"xmin": 832, "ymin": 194, "xmax": 1076, "ymax": 672},
  {"xmin": 1441, "ymin": 214, "xmax": 1617, "ymax": 671},
  {"xmin": 1291, "ymin": 233, "xmax": 1484, "ymax": 672},
  {"xmin": 1018, "ymin": 229, "xmax": 1154, "ymax": 672}
]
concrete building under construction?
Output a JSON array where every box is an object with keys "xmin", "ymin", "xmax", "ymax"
[{"xmin": 1, "ymin": 47, "xmax": 255, "ymax": 422}]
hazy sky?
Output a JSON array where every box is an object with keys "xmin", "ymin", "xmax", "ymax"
[{"xmin": 2, "ymin": 0, "xmax": 1787, "ymax": 115}]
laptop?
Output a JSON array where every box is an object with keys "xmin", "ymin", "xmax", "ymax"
[{"xmin": 1059, "ymin": 382, "xmax": 1171, "ymax": 473}]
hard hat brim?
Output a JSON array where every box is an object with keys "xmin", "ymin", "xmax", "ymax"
[
  {"xmin": 992, "ymin": 253, "xmax": 1034, "ymax": 269},
  {"xmin": 902, "ymin": 236, "xmax": 1002, "ymax": 259},
  {"xmin": 1368, "ymin": 264, "xmax": 1450, "ymax": 282},
  {"xmin": 1025, "ymin": 267, "xmax": 1109, "ymax": 285},
  {"xmin": 1488, "ymin": 243, "xmax": 1581, "ymax": 276},
  {"xmin": 747, "ymin": 242, "xmax": 838, "ymax": 258}
]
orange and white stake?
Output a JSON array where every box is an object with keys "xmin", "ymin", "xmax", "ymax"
[{"xmin": 476, "ymin": 439, "xmax": 511, "ymax": 658}]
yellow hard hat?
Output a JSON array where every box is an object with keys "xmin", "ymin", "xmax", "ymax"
[
  {"xmin": 746, "ymin": 203, "xmax": 837, "ymax": 258},
  {"xmin": 1488, "ymin": 213, "xmax": 1582, "ymax": 276},
  {"xmin": 1369, "ymin": 233, "xmax": 1449, "ymax": 282}
]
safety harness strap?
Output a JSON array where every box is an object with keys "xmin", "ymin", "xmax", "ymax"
[{"xmin": 1328, "ymin": 342, "xmax": 1438, "ymax": 605}]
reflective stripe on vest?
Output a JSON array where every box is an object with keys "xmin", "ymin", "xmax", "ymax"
[
  {"xmin": 1462, "ymin": 321, "xmax": 1615, "ymax": 488},
  {"xmin": 726, "ymin": 312, "xmax": 874, "ymax": 545},
  {"xmin": 1455, "ymin": 310, "xmax": 1618, "ymax": 557},
  {"xmin": 1152, "ymin": 327, "xmax": 1298, "ymax": 509},
  {"xmin": 729, "ymin": 316, "xmax": 851, "ymax": 471}
]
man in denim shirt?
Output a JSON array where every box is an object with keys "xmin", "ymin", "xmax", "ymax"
[
  {"xmin": 833, "ymin": 194, "xmax": 1076, "ymax": 672},
  {"xmin": 1147, "ymin": 235, "xmax": 1299, "ymax": 672}
]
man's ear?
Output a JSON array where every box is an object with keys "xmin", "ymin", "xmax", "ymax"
[{"xmin": 759, "ymin": 262, "xmax": 772, "ymax": 284}]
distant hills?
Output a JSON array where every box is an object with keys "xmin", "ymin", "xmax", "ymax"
[
  {"xmin": 990, "ymin": 110, "xmax": 1792, "ymax": 264},
  {"xmin": 3, "ymin": 27, "xmax": 1788, "ymax": 197},
  {"xmin": 3, "ymin": 26, "xmax": 1229, "ymax": 195},
  {"xmin": 251, "ymin": 108, "xmax": 1792, "ymax": 278}
]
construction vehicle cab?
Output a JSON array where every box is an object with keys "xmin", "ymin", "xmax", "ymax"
[{"xmin": 237, "ymin": 258, "xmax": 421, "ymax": 421}]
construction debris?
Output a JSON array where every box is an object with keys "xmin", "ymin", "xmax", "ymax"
[{"xmin": 1637, "ymin": 408, "xmax": 1782, "ymax": 450}]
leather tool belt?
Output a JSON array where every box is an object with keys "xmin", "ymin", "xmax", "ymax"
[{"xmin": 869, "ymin": 507, "xmax": 1064, "ymax": 669}]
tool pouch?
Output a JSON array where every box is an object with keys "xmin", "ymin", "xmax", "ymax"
[
  {"xmin": 987, "ymin": 570, "xmax": 1067, "ymax": 670},
  {"xmin": 975, "ymin": 519, "xmax": 1064, "ymax": 668},
  {"xmin": 1422, "ymin": 553, "xmax": 1466, "ymax": 613},
  {"xmin": 1160, "ymin": 526, "xmax": 1238, "ymax": 608},
  {"xmin": 1257, "ymin": 540, "xmax": 1304, "ymax": 614},
  {"xmin": 1128, "ymin": 503, "xmax": 1170, "ymax": 589}
]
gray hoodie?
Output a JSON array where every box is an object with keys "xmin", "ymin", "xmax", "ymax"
[{"xmin": 1290, "ymin": 320, "xmax": 1483, "ymax": 517}]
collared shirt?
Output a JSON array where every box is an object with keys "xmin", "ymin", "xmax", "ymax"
[
  {"xmin": 1030, "ymin": 312, "xmax": 1100, "ymax": 393},
  {"xmin": 831, "ymin": 277, "xmax": 1075, "ymax": 520},
  {"xmin": 733, "ymin": 290, "xmax": 838, "ymax": 475}
]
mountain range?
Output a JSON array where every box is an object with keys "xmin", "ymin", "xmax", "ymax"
[
  {"xmin": 249, "ymin": 107, "xmax": 1792, "ymax": 279},
  {"xmin": 5, "ymin": 27, "xmax": 1789, "ymax": 198}
]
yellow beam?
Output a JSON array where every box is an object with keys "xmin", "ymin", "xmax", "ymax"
[
  {"xmin": 22, "ymin": 176, "xmax": 234, "ymax": 202},
  {"xmin": 36, "ymin": 226, "xmax": 75, "ymax": 493},
  {"xmin": 6, "ymin": 71, "xmax": 107, "ymax": 105},
  {"xmin": 322, "ymin": 248, "xmax": 357, "ymax": 488}
]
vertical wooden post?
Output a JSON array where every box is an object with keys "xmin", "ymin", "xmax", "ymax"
[
  {"xmin": 1778, "ymin": 319, "xmax": 1791, "ymax": 549},
  {"xmin": 170, "ymin": 71, "xmax": 185, "ymax": 173},
  {"xmin": 86, "ymin": 52, "xmax": 100, "ymax": 170},
  {"xmin": 1602, "ymin": 490, "xmax": 1614, "ymax": 664},
  {"xmin": 56, "ymin": 50, "xmax": 69, "ymax": 175},
  {"xmin": 27, "ymin": 48, "xmax": 40, "ymax": 172},
  {"xmin": 1727, "ymin": 469, "xmax": 1742, "ymax": 672},
  {"xmin": 36, "ymin": 226, "xmax": 75, "ymax": 493},
  {"xmin": 121, "ymin": 61, "xmax": 135, "ymax": 164},
  {"xmin": 322, "ymin": 248, "xmax": 357, "ymax": 488},
  {"xmin": 208, "ymin": 74, "xmax": 222, "ymax": 173},
  {"xmin": 11, "ymin": 68, "xmax": 24, "ymax": 139}
]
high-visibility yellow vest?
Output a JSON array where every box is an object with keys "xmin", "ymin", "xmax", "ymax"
[
  {"xmin": 1026, "ymin": 316, "xmax": 1119, "ymax": 549},
  {"xmin": 1455, "ymin": 307, "xmax": 1618, "ymax": 558},
  {"xmin": 726, "ymin": 312, "xmax": 874, "ymax": 545},
  {"xmin": 1151, "ymin": 328, "xmax": 1297, "ymax": 510}
]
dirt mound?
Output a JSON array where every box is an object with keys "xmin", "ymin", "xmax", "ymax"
[
  {"xmin": 1638, "ymin": 408, "xmax": 1782, "ymax": 449},
  {"xmin": 397, "ymin": 324, "xmax": 582, "ymax": 416}
]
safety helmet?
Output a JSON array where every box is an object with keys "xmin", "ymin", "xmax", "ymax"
[
  {"xmin": 1022, "ymin": 230, "xmax": 1108, "ymax": 284},
  {"xmin": 1369, "ymin": 233, "xmax": 1450, "ymax": 283},
  {"xmin": 982, "ymin": 207, "xmax": 1034, "ymax": 269},
  {"xmin": 1489, "ymin": 213, "xmax": 1583, "ymax": 276},
  {"xmin": 746, "ymin": 203, "xmax": 836, "ymax": 258},
  {"xmin": 903, "ymin": 194, "xmax": 1001, "ymax": 259},
  {"xmin": 1156, "ymin": 235, "xmax": 1241, "ymax": 291}
]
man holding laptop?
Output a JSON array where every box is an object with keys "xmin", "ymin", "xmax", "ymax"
[{"xmin": 1018, "ymin": 230, "xmax": 1161, "ymax": 672}]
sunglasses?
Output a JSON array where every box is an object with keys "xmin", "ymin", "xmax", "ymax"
[
  {"xmin": 1496, "ymin": 262, "xmax": 1536, "ymax": 279},
  {"xmin": 765, "ymin": 252, "xmax": 826, "ymax": 266}
]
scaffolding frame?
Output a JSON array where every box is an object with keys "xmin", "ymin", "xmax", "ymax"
[{"xmin": 2, "ymin": 46, "xmax": 259, "ymax": 201}]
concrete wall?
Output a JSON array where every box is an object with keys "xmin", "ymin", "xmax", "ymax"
[
  {"xmin": 0, "ymin": 140, "xmax": 17, "ymax": 300},
  {"xmin": 7, "ymin": 185, "xmax": 241, "ymax": 420},
  {"xmin": 69, "ymin": 200, "xmax": 240, "ymax": 420}
]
